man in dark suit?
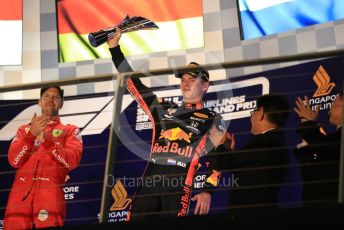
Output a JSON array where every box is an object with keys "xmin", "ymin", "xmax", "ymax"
[
  {"xmin": 214, "ymin": 94, "xmax": 291, "ymax": 218},
  {"xmin": 294, "ymin": 92, "xmax": 343, "ymax": 203}
]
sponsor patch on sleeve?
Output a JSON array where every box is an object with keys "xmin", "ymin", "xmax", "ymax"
[{"xmin": 206, "ymin": 170, "xmax": 221, "ymax": 187}]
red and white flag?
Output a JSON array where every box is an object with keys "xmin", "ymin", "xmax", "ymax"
[{"xmin": 0, "ymin": 0, "xmax": 22, "ymax": 65}]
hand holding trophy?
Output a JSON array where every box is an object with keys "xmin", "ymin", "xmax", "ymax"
[{"xmin": 88, "ymin": 15, "xmax": 159, "ymax": 47}]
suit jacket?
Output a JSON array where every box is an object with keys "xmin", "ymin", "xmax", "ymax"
[
  {"xmin": 219, "ymin": 129, "xmax": 290, "ymax": 208},
  {"xmin": 295, "ymin": 121, "xmax": 342, "ymax": 202},
  {"xmin": 296, "ymin": 120, "xmax": 341, "ymax": 162}
]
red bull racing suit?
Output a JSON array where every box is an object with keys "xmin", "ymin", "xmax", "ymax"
[
  {"xmin": 110, "ymin": 46, "xmax": 225, "ymax": 219},
  {"xmin": 4, "ymin": 119, "xmax": 83, "ymax": 229}
]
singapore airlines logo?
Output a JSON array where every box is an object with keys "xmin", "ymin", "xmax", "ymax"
[
  {"xmin": 313, "ymin": 65, "xmax": 336, "ymax": 97},
  {"xmin": 110, "ymin": 180, "xmax": 132, "ymax": 211}
]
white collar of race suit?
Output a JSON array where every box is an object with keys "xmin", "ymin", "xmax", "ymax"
[{"xmin": 47, "ymin": 117, "xmax": 60, "ymax": 125}]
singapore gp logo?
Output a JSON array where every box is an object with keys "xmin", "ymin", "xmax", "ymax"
[
  {"xmin": 0, "ymin": 77, "xmax": 269, "ymax": 141},
  {"xmin": 134, "ymin": 77, "xmax": 270, "ymax": 130},
  {"xmin": 0, "ymin": 96, "xmax": 114, "ymax": 141}
]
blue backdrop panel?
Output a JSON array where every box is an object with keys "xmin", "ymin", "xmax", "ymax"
[{"xmin": 0, "ymin": 56, "xmax": 343, "ymax": 228}]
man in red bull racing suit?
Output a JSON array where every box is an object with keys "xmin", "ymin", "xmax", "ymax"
[
  {"xmin": 3, "ymin": 86, "xmax": 83, "ymax": 229},
  {"xmin": 107, "ymin": 29, "xmax": 228, "ymax": 220}
]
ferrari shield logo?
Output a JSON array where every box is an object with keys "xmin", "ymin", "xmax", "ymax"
[{"xmin": 52, "ymin": 129, "xmax": 63, "ymax": 137}]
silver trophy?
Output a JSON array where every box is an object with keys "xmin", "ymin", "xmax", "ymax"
[{"xmin": 88, "ymin": 15, "xmax": 159, "ymax": 47}]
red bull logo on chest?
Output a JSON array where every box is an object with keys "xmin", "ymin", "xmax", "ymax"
[{"xmin": 159, "ymin": 127, "xmax": 192, "ymax": 143}]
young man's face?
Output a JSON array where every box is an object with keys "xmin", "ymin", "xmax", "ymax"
[
  {"xmin": 39, "ymin": 88, "xmax": 63, "ymax": 116},
  {"xmin": 180, "ymin": 74, "xmax": 209, "ymax": 103},
  {"xmin": 329, "ymin": 96, "xmax": 343, "ymax": 127}
]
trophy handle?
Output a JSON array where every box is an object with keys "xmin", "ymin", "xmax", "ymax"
[
  {"xmin": 88, "ymin": 27, "xmax": 117, "ymax": 48},
  {"xmin": 88, "ymin": 14, "xmax": 159, "ymax": 47}
]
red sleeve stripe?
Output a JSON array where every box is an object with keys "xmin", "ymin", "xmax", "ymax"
[
  {"xmin": 126, "ymin": 78, "xmax": 156, "ymax": 154},
  {"xmin": 184, "ymin": 135, "xmax": 207, "ymax": 186}
]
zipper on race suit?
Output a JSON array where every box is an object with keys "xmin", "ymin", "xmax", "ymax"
[{"xmin": 22, "ymin": 161, "xmax": 40, "ymax": 201}]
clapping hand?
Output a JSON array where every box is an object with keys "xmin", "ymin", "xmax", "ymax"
[
  {"xmin": 30, "ymin": 113, "xmax": 49, "ymax": 142},
  {"xmin": 294, "ymin": 96, "xmax": 319, "ymax": 122}
]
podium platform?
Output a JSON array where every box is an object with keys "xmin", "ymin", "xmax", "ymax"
[{"xmin": 54, "ymin": 204, "xmax": 344, "ymax": 229}]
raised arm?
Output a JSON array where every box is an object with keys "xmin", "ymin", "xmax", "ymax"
[{"xmin": 107, "ymin": 29, "xmax": 161, "ymax": 121}]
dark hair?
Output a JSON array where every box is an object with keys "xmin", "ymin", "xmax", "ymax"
[
  {"xmin": 40, "ymin": 86, "xmax": 64, "ymax": 99},
  {"xmin": 256, "ymin": 94, "xmax": 290, "ymax": 126}
]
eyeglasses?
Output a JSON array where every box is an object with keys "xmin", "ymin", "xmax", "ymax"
[{"xmin": 250, "ymin": 108, "xmax": 259, "ymax": 116}]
